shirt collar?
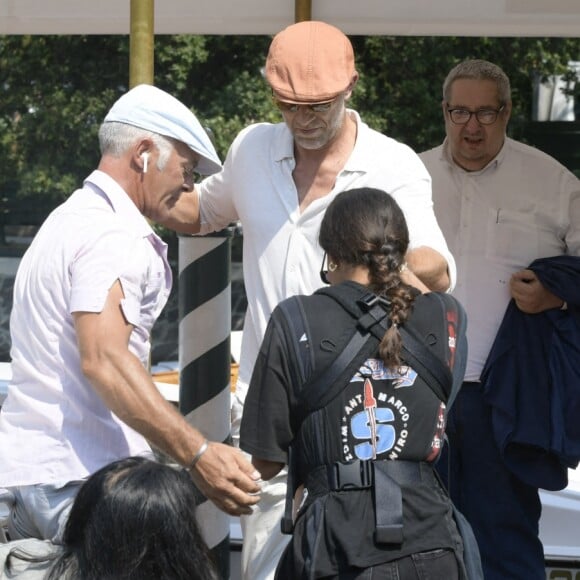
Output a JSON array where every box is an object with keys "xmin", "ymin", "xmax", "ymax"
[
  {"xmin": 441, "ymin": 137, "xmax": 507, "ymax": 175},
  {"xmin": 344, "ymin": 110, "xmax": 374, "ymax": 172},
  {"xmin": 83, "ymin": 169, "xmax": 156, "ymax": 239},
  {"xmin": 271, "ymin": 109, "xmax": 368, "ymax": 174}
]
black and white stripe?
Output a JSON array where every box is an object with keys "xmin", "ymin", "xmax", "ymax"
[{"xmin": 178, "ymin": 232, "xmax": 232, "ymax": 579}]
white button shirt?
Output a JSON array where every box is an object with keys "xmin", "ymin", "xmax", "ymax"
[
  {"xmin": 198, "ymin": 111, "xmax": 456, "ymax": 402},
  {"xmin": 0, "ymin": 170, "xmax": 171, "ymax": 486},
  {"xmin": 421, "ymin": 138, "xmax": 580, "ymax": 380}
]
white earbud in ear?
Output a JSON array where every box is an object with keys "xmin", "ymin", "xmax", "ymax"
[{"xmin": 141, "ymin": 152, "xmax": 149, "ymax": 174}]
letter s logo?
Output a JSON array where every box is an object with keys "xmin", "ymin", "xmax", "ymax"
[{"xmin": 351, "ymin": 408, "xmax": 395, "ymax": 459}]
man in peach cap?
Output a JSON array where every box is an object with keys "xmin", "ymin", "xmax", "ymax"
[{"xmin": 164, "ymin": 21, "xmax": 455, "ymax": 579}]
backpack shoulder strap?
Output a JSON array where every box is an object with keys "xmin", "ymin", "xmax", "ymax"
[
  {"xmin": 435, "ymin": 292, "xmax": 468, "ymax": 410},
  {"xmin": 301, "ymin": 325, "xmax": 375, "ymax": 413},
  {"xmin": 276, "ymin": 296, "xmax": 313, "ymax": 388},
  {"xmin": 399, "ymin": 326, "xmax": 452, "ymax": 403},
  {"xmin": 276, "ymin": 296, "xmax": 313, "ymax": 535},
  {"xmin": 406, "ymin": 292, "xmax": 467, "ymax": 410}
]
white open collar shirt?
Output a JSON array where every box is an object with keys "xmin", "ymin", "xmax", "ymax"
[
  {"xmin": 0, "ymin": 170, "xmax": 171, "ymax": 486},
  {"xmin": 420, "ymin": 137, "xmax": 580, "ymax": 381},
  {"xmin": 198, "ymin": 111, "xmax": 456, "ymax": 401}
]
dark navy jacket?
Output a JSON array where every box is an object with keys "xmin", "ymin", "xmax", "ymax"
[{"xmin": 481, "ymin": 255, "xmax": 580, "ymax": 491}]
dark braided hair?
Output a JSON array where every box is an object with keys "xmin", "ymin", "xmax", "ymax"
[{"xmin": 319, "ymin": 187, "xmax": 417, "ymax": 368}]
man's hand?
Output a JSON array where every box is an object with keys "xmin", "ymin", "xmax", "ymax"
[
  {"xmin": 510, "ymin": 269, "xmax": 565, "ymax": 314},
  {"xmin": 189, "ymin": 441, "xmax": 262, "ymax": 516},
  {"xmin": 405, "ymin": 246, "xmax": 450, "ymax": 292},
  {"xmin": 157, "ymin": 188, "xmax": 202, "ymax": 234}
]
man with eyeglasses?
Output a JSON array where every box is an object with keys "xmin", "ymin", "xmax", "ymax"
[
  {"xmin": 421, "ymin": 59, "xmax": 580, "ymax": 580},
  {"xmin": 164, "ymin": 20, "xmax": 455, "ymax": 580}
]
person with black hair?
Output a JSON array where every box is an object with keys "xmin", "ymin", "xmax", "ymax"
[
  {"xmin": 240, "ymin": 188, "xmax": 471, "ymax": 579},
  {"xmin": 0, "ymin": 456, "xmax": 217, "ymax": 580}
]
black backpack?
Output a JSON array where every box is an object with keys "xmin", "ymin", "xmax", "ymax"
[{"xmin": 277, "ymin": 284, "xmax": 483, "ymax": 580}]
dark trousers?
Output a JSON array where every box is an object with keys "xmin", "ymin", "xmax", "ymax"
[
  {"xmin": 347, "ymin": 549, "xmax": 459, "ymax": 580},
  {"xmin": 437, "ymin": 382, "xmax": 545, "ymax": 580},
  {"xmin": 277, "ymin": 548, "xmax": 459, "ymax": 580}
]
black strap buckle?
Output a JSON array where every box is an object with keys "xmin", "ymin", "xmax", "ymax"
[
  {"xmin": 356, "ymin": 293, "xmax": 391, "ymax": 334},
  {"xmin": 281, "ymin": 516, "xmax": 294, "ymax": 534},
  {"xmin": 357, "ymin": 292, "xmax": 391, "ymax": 312},
  {"xmin": 327, "ymin": 460, "xmax": 373, "ymax": 491}
]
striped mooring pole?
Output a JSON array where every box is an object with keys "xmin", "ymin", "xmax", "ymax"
[{"xmin": 178, "ymin": 230, "xmax": 233, "ymax": 579}]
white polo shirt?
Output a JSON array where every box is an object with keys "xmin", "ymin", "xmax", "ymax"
[
  {"xmin": 0, "ymin": 170, "xmax": 171, "ymax": 486},
  {"xmin": 421, "ymin": 138, "xmax": 580, "ymax": 380},
  {"xmin": 198, "ymin": 111, "xmax": 456, "ymax": 402}
]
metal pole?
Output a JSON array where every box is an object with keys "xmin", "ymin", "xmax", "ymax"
[
  {"xmin": 130, "ymin": 0, "xmax": 154, "ymax": 87},
  {"xmin": 295, "ymin": 0, "xmax": 312, "ymax": 22},
  {"xmin": 179, "ymin": 231, "xmax": 232, "ymax": 580}
]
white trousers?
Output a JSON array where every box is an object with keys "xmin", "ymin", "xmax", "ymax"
[
  {"xmin": 240, "ymin": 469, "xmax": 291, "ymax": 580},
  {"xmin": 232, "ymin": 392, "xmax": 291, "ymax": 580}
]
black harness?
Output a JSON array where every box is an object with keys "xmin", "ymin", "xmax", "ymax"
[
  {"xmin": 275, "ymin": 284, "xmax": 482, "ymax": 579},
  {"xmin": 277, "ymin": 285, "xmax": 462, "ymax": 540}
]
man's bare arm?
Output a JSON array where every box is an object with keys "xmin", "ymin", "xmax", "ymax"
[{"xmin": 73, "ymin": 280, "xmax": 260, "ymax": 515}]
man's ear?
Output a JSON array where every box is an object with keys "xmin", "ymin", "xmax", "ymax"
[
  {"xmin": 140, "ymin": 152, "xmax": 149, "ymax": 173},
  {"xmin": 344, "ymin": 72, "xmax": 360, "ymax": 100},
  {"xmin": 135, "ymin": 139, "xmax": 153, "ymax": 174},
  {"xmin": 502, "ymin": 100, "xmax": 513, "ymax": 123}
]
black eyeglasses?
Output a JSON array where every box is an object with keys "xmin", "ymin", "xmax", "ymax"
[
  {"xmin": 446, "ymin": 105, "xmax": 505, "ymax": 125},
  {"xmin": 272, "ymin": 95, "xmax": 336, "ymax": 114}
]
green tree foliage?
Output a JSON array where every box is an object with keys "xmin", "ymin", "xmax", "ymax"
[
  {"xmin": 155, "ymin": 35, "xmax": 278, "ymax": 157},
  {"xmin": 0, "ymin": 33, "xmax": 578, "ymax": 218},
  {"xmin": 0, "ymin": 36, "xmax": 130, "ymax": 206},
  {"xmin": 351, "ymin": 36, "xmax": 580, "ymax": 152}
]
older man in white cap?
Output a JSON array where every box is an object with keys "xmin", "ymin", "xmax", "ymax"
[{"xmin": 0, "ymin": 84, "xmax": 261, "ymax": 543}]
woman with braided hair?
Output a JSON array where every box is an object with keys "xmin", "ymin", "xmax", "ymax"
[
  {"xmin": 319, "ymin": 186, "xmax": 418, "ymax": 371},
  {"xmin": 240, "ymin": 187, "xmax": 471, "ymax": 579}
]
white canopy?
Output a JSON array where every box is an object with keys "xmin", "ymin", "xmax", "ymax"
[{"xmin": 1, "ymin": 0, "xmax": 579, "ymax": 36}]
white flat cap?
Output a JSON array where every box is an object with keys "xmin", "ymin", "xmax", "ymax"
[{"xmin": 104, "ymin": 84, "xmax": 222, "ymax": 176}]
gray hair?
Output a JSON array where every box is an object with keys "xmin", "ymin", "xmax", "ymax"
[
  {"xmin": 98, "ymin": 121, "xmax": 174, "ymax": 170},
  {"xmin": 442, "ymin": 59, "xmax": 511, "ymax": 105}
]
